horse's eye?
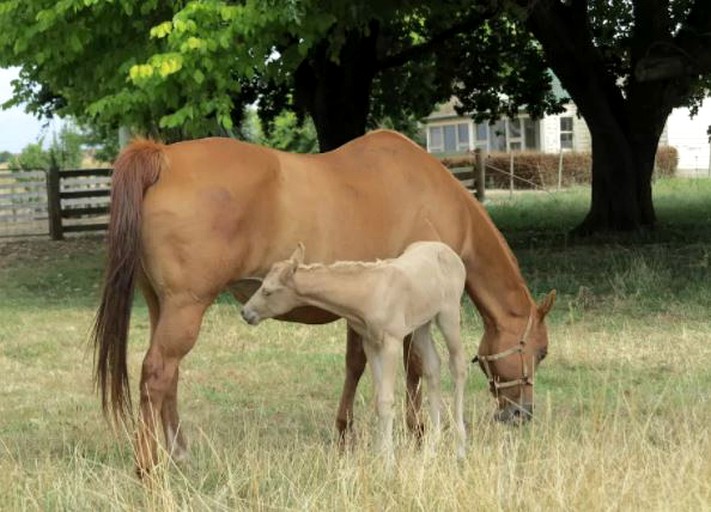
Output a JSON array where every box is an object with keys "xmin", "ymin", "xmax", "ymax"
[
  {"xmin": 262, "ymin": 288, "xmax": 272, "ymax": 297},
  {"xmin": 537, "ymin": 347, "xmax": 548, "ymax": 362}
]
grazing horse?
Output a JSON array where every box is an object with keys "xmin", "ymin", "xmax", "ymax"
[
  {"xmin": 92, "ymin": 129, "xmax": 556, "ymax": 476},
  {"xmin": 241, "ymin": 241, "xmax": 469, "ymax": 462}
]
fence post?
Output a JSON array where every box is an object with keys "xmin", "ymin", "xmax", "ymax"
[
  {"xmin": 509, "ymin": 152, "xmax": 514, "ymax": 197},
  {"xmin": 473, "ymin": 148, "xmax": 486, "ymax": 202},
  {"xmin": 47, "ymin": 162, "xmax": 63, "ymax": 240}
]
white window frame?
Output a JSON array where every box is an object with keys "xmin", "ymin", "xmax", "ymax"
[
  {"xmin": 428, "ymin": 122, "xmax": 471, "ymax": 153},
  {"xmin": 560, "ymin": 116, "xmax": 574, "ymax": 150},
  {"xmin": 476, "ymin": 116, "xmax": 540, "ymax": 152}
]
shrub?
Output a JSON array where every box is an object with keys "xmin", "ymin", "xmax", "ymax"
[{"xmin": 441, "ymin": 147, "xmax": 679, "ymax": 189}]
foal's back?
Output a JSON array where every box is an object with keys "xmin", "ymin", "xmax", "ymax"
[{"xmin": 379, "ymin": 242, "xmax": 466, "ymax": 331}]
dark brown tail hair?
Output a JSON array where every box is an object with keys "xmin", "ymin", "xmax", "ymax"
[{"xmin": 91, "ymin": 139, "xmax": 165, "ymax": 423}]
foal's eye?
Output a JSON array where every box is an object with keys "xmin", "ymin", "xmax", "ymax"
[{"xmin": 262, "ymin": 288, "xmax": 272, "ymax": 297}]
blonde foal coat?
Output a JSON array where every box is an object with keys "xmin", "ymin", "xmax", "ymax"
[{"xmin": 241, "ymin": 241, "xmax": 469, "ymax": 461}]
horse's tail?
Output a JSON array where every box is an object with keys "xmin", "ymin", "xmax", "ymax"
[{"xmin": 92, "ymin": 139, "xmax": 166, "ymax": 423}]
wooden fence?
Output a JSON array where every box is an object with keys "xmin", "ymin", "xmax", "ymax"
[
  {"xmin": 0, "ymin": 169, "xmax": 49, "ymax": 238},
  {"xmin": 448, "ymin": 149, "xmax": 486, "ymax": 201},
  {"xmin": 47, "ymin": 166, "xmax": 111, "ymax": 240},
  {"xmin": 0, "ymin": 166, "xmax": 111, "ymax": 240}
]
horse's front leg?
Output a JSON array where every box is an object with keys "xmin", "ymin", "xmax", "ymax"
[
  {"xmin": 363, "ymin": 335, "xmax": 399, "ymax": 468},
  {"xmin": 335, "ymin": 326, "xmax": 367, "ymax": 447}
]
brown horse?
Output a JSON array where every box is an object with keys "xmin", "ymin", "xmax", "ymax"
[{"xmin": 92, "ymin": 129, "xmax": 555, "ymax": 476}]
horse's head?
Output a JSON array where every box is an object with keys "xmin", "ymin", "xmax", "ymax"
[
  {"xmin": 475, "ymin": 290, "xmax": 556, "ymax": 424},
  {"xmin": 241, "ymin": 244, "xmax": 305, "ymax": 325}
]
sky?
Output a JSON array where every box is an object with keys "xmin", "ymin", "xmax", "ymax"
[{"xmin": 0, "ymin": 67, "xmax": 65, "ymax": 154}]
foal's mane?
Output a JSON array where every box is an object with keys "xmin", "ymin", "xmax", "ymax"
[{"xmin": 298, "ymin": 258, "xmax": 395, "ymax": 273}]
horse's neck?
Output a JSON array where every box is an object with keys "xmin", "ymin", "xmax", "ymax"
[
  {"xmin": 464, "ymin": 210, "xmax": 533, "ymax": 333},
  {"xmin": 292, "ymin": 265, "xmax": 378, "ymax": 325}
]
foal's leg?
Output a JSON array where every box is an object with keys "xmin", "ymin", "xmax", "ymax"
[
  {"xmin": 435, "ymin": 306, "xmax": 468, "ymax": 460},
  {"xmin": 363, "ymin": 335, "xmax": 399, "ymax": 466},
  {"xmin": 411, "ymin": 323, "xmax": 443, "ymax": 443},
  {"xmin": 140, "ymin": 278, "xmax": 187, "ymax": 461},
  {"xmin": 134, "ymin": 297, "xmax": 208, "ymax": 477},
  {"xmin": 335, "ymin": 326, "xmax": 367, "ymax": 446},
  {"xmin": 403, "ymin": 334, "xmax": 425, "ymax": 441}
]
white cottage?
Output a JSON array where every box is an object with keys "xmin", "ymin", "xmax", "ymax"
[
  {"xmin": 424, "ymin": 98, "xmax": 591, "ymax": 156},
  {"xmin": 424, "ymin": 87, "xmax": 711, "ymax": 176}
]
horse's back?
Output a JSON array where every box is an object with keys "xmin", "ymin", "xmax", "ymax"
[{"xmin": 135, "ymin": 132, "xmax": 475, "ymax": 301}]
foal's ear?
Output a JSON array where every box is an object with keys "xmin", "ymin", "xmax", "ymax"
[
  {"xmin": 538, "ymin": 290, "xmax": 557, "ymax": 318},
  {"xmin": 289, "ymin": 242, "xmax": 305, "ymax": 266}
]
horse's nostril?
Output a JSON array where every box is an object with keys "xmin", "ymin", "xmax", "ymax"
[{"xmin": 241, "ymin": 309, "xmax": 257, "ymax": 324}]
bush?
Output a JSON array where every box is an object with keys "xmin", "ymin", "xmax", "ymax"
[
  {"xmin": 655, "ymin": 146, "xmax": 678, "ymax": 178},
  {"xmin": 441, "ymin": 147, "xmax": 679, "ymax": 189}
]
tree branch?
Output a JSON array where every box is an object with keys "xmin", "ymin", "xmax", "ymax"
[
  {"xmin": 635, "ymin": 0, "xmax": 711, "ymax": 81},
  {"xmin": 376, "ymin": 6, "xmax": 499, "ymax": 72}
]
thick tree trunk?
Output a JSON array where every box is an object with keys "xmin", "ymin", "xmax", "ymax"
[
  {"xmin": 520, "ymin": 0, "xmax": 680, "ymax": 235},
  {"xmin": 294, "ymin": 25, "xmax": 379, "ymax": 152},
  {"xmin": 574, "ymin": 129, "xmax": 659, "ymax": 234}
]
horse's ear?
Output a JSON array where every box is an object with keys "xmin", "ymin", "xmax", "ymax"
[
  {"xmin": 289, "ymin": 242, "xmax": 305, "ymax": 266},
  {"xmin": 281, "ymin": 243, "xmax": 304, "ymax": 280},
  {"xmin": 538, "ymin": 290, "xmax": 557, "ymax": 318}
]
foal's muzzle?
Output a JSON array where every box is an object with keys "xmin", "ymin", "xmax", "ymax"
[
  {"xmin": 494, "ymin": 403, "xmax": 533, "ymax": 424},
  {"xmin": 241, "ymin": 308, "xmax": 260, "ymax": 325}
]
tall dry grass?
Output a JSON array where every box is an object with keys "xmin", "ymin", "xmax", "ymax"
[{"xmin": 2, "ymin": 179, "xmax": 711, "ymax": 510}]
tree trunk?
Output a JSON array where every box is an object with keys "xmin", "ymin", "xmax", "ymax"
[
  {"xmin": 574, "ymin": 129, "xmax": 659, "ymax": 234},
  {"xmin": 520, "ymin": 0, "xmax": 679, "ymax": 235},
  {"xmin": 294, "ymin": 24, "xmax": 379, "ymax": 152}
]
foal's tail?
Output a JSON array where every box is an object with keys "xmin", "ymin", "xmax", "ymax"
[{"xmin": 91, "ymin": 139, "xmax": 166, "ymax": 423}]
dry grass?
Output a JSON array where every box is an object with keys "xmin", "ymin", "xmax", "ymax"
[{"xmin": 2, "ymin": 180, "xmax": 711, "ymax": 510}]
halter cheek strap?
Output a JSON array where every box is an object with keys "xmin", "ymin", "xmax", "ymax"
[{"xmin": 472, "ymin": 312, "xmax": 534, "ymax": 391}]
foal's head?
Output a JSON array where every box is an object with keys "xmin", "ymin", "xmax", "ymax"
[
  {"xmin": 241, "ymin": 244, "xmax": 305, "ymax": 325},
  {"xmin": 476, "ymin": 290, "xmax": 556, "ymax": 424}
]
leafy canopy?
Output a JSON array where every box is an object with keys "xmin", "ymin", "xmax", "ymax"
[{"xmin": 0, "ymin": 0, "xmax": 566, "ymax": 143}]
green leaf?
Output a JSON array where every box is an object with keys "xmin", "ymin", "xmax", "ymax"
[{"xmin": 150, "ymin": 21, "xmax": 173, "ymax": 39}]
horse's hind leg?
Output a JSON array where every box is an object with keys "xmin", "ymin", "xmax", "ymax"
[
  {"xmin": 435, "ymin": 305, "xmax": 467, "ymax": 460},
  {"xmin": 134, "ymin": 296, "xmax": 208, "ymax": 477},
  {"xmin": 139, "ymin": 278, "xmax": 188, "ymax": 462},
  {"xmin": 411, "ymin": 323, "xmax": 443, "ymax": 444},
  {"xmin": 336, "ymin": 327, "xmax": 367, "ymax": 447},
  {"xmin": 403, "ymin": 333, "xmax": 424, "ymax": 442},
  {"xmin": 161, "ymin": 368, "xmax": 188, "ymax": 461}
]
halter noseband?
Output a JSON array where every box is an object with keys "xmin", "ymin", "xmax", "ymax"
[{"xmin": 472, "ymin": 312, "xmax": 535, "ymax": 392}]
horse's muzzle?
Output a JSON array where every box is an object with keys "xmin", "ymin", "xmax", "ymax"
[
  {"xmin": 494, "ymin": 403, "xmax": 533, "ymax": 424},
  {"xmin": 241, "ymin": 308, "xmax": 260, "ymax": 325}
]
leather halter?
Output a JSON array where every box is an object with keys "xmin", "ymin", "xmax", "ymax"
[{"xmin": 472, "ymin": 312, "xmax": 535, "ymax": 392}]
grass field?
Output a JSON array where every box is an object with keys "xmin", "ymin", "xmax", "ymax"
[{"xmin": 1, "ymin": 178, "xmax": 711, "ymax": 511}]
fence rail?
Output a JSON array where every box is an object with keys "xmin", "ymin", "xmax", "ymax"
[
  {"xmin": 49, "ymin": 167, "xmax": 111, "ymax": 239},
  {"xmin": 0, "ymin": 169, "xmax": 49, "ymax": 238}
]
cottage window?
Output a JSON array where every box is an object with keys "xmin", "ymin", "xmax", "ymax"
[
  {"xmin": 430, "ymin": 117, "xmax": 539, "ymax": 153},
  {"xmin": 428, "ymin": 123, "xmax": 471, "ymax": 153},
  {"xmin": 560, "ymin": 116, "xmax": 574, "ymax": 149},
  {"xmin": 524, "ymin": 118, "xmax": 539, "ymax": 150}
]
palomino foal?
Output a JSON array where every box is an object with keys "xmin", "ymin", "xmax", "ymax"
[{"xmin": 241, "ymin": 241, "xmax": 468, "ymax": 461}]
